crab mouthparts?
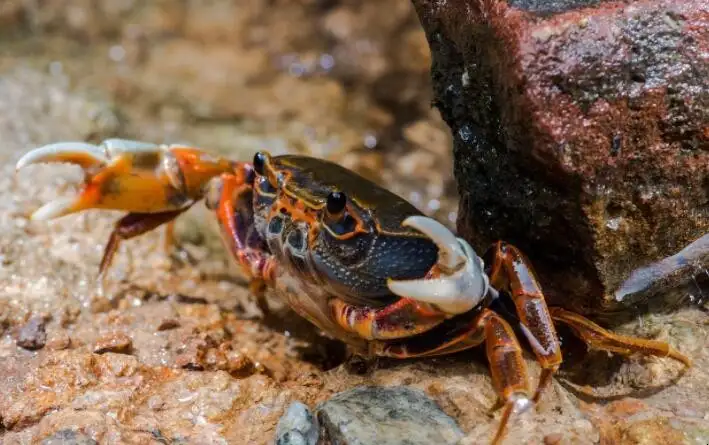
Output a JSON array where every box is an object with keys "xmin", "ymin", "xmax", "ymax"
[{"xmin": 387, "ymin": 216, "xmax": 489, "ymax": 315}]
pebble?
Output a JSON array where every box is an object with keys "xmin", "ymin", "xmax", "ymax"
[
  {"xmin": 274, "ymin": 402, "xmax": 319, "ymax": 445},
  {"xmin": 544, "ymin": 432, "xmax": 564, "ymax": 444},
  {"xmin": 16, "ymin": 316, "xmax": 48, "ymax": 350},
  {"xmin": 156, "ymin": 318, "xmax": 181, "ymax": 331},
  {"xmin": 41, "ymin": 429, "xmax": 98, "ymax": 445},
  {"xmin": 315, "ymin": 386, "xmax": 464, "ymax": 445},
  {"xmin": 93, "ymin": 332, "xmax": 133, "ymax": 354}
]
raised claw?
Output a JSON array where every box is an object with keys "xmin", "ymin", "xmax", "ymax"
[
  {"xmin": 15, "ymin": 138, "xmax": 235, "ymax": 221},
  {"xmin": 387, "ymin": 216, "xmax": 489, "ymax": 315}
]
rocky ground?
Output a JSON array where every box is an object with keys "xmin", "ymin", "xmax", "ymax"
[{"xmin": 0, "ymin": 2, "xmax": 708, "ymax": 444}]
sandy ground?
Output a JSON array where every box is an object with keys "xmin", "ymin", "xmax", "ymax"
[{"xmin": 0, "ymin": 46, "xmax": 708, "ymax": 445}]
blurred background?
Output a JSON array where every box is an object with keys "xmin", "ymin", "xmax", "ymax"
[{"xmin": 0, "ymin": 0, "xmax": 457, "ymax": 224}]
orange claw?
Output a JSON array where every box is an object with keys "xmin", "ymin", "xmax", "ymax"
[{"xmin": 15, "ymin": 139, "xmax": 235, "ymax": 220}]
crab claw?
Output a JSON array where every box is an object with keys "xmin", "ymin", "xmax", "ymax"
[
  {"xmin": 16, "ymin": 138, "xmax": 235, "ymax": 221},
  {"xmin": 387, "ymin": 216, "xmax": 489, "ymax": 315}
]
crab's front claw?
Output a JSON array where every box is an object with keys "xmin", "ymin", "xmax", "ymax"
[
  {"xmin": 16, "ymin": 138, "xmax": 235, "ymax": 220},
  {"xmin": 387, "ymin": 216, "xmax": 490, "ymax": 315}
]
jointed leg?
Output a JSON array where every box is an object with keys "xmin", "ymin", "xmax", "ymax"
[
  {"xmin": 486, "ymin": 241, "xmax": 562, "ymax": 403},
  {"xmin": 549, "ymin": 307, "xmax": 691, "ymax": 367},
  {"xmin": 206, "ymin": 169, "xmax": 276, "ymax": 313},
  {"xmin": 330, "ymin": 297, "xmax": 447, "ymax": 340},
  {"xmin": 208, "ymin": 171, "xmax": 269, "ymax": 282},
  {"xmin": 373, "ymin": 308, "xmax": 532, "ymax": 445},
  {"xmin": 98, "ymin": 208, "xmax": 190, "ymax": 282}
]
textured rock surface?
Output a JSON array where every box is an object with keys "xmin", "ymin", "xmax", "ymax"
[
  {"xmin": 412, "ymin": 0, "xmax": 709, "ymax": 314},
  {"xmin": 315, "ymin": 386, "xmax": 464, "ymax": 445},
  {"xmin": 275, "ymin": 402, "xmax": 318, "ymax": 445}
]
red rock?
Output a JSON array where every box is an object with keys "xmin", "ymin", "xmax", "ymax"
[{"xmin": 412, "ymin": 0, "xmax": 709, "ymax": 313}]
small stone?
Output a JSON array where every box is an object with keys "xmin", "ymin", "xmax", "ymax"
[
  {"xmin": 316, "ymin": 386, "xmax": 464, "ymax": 445},
  {"xmin": 275, "ymin": 402, "xmax": 319, "ymax": 445},
  {"xmin": 46, "ymin": 331, "xmax": 72, "ymax": 350},
  {"xmin": 544, "ymin": 432, "xmax": 564, "ymax": 445},
  {"xmin": 156, "ymin": 318, "xmax": 180, "ymax": 331},
  {"xmin": 16, "ymin": 317, "xmax": 48, "ymax": 350},
  {"xmin": 93, "ymin": 332, "xmax": 133, "ymax": 354},
  {"xmin": 223, "ymin": 349, "xmax": 256, "ymax": 378},
  {"xmin": 41, "ymin": 429, "xmax": 98, "ymax": 445},
  {"xmin": 175, "ymin": 337, "xmax": 207, "ymax": 370}
]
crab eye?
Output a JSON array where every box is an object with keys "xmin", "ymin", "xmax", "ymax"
[
  {"xmin": 326, "ymin": 191, "xmax": 347, "ymax": 215},
  {"xmin": 253, "ymin": 152, "xmax": 267, "ymax": 175}
]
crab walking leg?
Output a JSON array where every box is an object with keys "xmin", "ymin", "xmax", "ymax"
[
  {"xmin": 98, "ymin": 209, "xmax": 191, "ymax": 281},
  {"xmin": 330, "ymin": 297, "xmax": 447, "ymax": 340},
  {"xmin": 485, "ymin": 241, "xmax": 562, "ymax": 404},
  {"xmin": 549, "ymin": 307, "xmax": 691, "ymax": 367},
  {"xmin": 206, "ymin": 169, "xmax": 275, "ymax": 313},
  {"xmin": 373, "ymin": 308, "xmax": 532, "ymax": 445}
]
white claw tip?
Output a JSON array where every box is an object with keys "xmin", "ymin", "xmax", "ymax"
[
  {"xmin": 402, "ymin": 215, "xmax": 465, "ymax": 270},
  {"xmin": 30, "ymin": 197, "xmax": 77, "ymax": 221},
  {"xmin": 387, "ymin": 215, "xmax": 489, "ymax": 316},
  {"xmin": 15, "ymin": 141, "xmax": 108, "ymax": 171}
]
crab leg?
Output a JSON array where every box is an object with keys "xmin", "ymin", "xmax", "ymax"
[
  {"xmin": 98, "ymin": 209, "xmax": 190, "ymax": 280},
  {"xmin": 205, "ymin": 170, "xmax": 269, "ymax": 282},
  {"xmin": 204, "ymin": 169, "xmax": 276, "ymax": 314},
  {"xmin": 485, "ymin": 242, "xmax": 691, "ymax": 406},
  {"xmin": 373, "ymin": 308, "xmax": 532, "ymax": 445},
  {"xmin": 330, "ymin": 297, "xmax": 447, "ymax": 340},
  {"xmin": 485, "ymin": 241, "xmax": 562, "ymax": 403},
  {"xmin": 549, "ymin": 307, "xmax": 691, "ymax": 367}
]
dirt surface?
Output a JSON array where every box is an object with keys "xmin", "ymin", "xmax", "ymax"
[{"xmin": 1, "ymin": 2, "xmax": 708, "ymax": 445}]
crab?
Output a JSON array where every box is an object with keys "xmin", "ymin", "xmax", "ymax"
[{"xmin": 16, "ymin": 139, "xmax": 691, "ymax": 444}]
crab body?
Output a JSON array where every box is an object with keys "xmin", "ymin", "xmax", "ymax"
[
  {"xmin": 230, "ymin": 154, "xmax": 442, "ymax": 346},
  {"xmin": 16, "ymin": 139, "xmax": 691, "ymax": 445}
]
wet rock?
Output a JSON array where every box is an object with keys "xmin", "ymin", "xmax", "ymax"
[
  {"xmin": 412, "ymin": 0, "xmax": 709, "ymax": 314},
  {"xmin": 41, "ymin": 429, "xmax": 98, "ymax": 445},
  {"xmin": 16, "ymin": 316, "xmax": 48, "ymax": 350},
  {"xmin": 274, "ymin": 402, "xmax": 318, "ymax": 445},
  {"xmin": 92, "ymin": 332, "xmax": 132, "ymax": 355},
  {"xmin": 315, "ymin": 386, "xmax": 464, "ymax": 445}
]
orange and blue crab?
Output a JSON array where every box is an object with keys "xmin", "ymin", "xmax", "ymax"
[{"xmin": 15, "ymin": 139, "xmax": 691, "ymax": 444}]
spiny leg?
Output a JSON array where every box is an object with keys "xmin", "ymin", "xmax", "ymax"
[
  {"xmin": 485, "ymin": 241, "xmax": 562, "ymax": 404},
  {"xmin": 373, "ymin": 308, "xmax": 532, "ymax": 445},
  {"xmin": 549, "ymin": 307, "xmax": 691, "ymax": 367}
]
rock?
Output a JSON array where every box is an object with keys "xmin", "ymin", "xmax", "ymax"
[
  {"xmin": 16, "ymin": 316, "xmax": 48, "ymax": 350},
  {"xmin": 411, "ymin": 0, "xmax": 709, "ymax": 314},
  {"xmin": 92, "ymin": 332, "xmax": 133, "ymax": 355},
  {"xmin": 156, "ymin": 318, "xmax": 180, "ymax": 331},
  {"xmin": 274, "ymin": 402, "xmax": 318, "ymax": 445},
  {"xmin": 41, "ymin": 429, "xmax": 98, "ymax": 445},
  {"xmin": 315, "ymin": 386, "xmax": 464, "ymax": 445}
]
